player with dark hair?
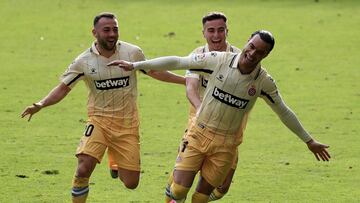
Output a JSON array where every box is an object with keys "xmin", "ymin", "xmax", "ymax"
[
  {"xmin": 108, "ymin": 30, "xmax": 331, "ymax": 203},
  {"xmin": 165, "ymin": 11, "xmax": 241, "ymax": 202},
  {"xmin": 21, "ymin": 12, "xmax": 185, "ymax": 203}
]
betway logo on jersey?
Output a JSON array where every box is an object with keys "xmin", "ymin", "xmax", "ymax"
[
  {"xmin": 212, "ymin": 87, "xmax": 249, "ymax": 109},
  {"xmin": 94, "ymin": 76, "xmax": 130, "ymax": 90}
]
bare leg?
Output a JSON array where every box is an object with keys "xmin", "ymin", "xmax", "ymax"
[{"xmin": 118, "ymin": 167, "xmax": 140, "ymax": 189}]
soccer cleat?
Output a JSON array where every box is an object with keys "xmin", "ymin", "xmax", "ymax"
[{"xmin": 110, "ymin": 169, "xmax": 118, "ymax": 179}]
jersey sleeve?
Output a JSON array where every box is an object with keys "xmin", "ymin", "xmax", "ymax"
[
  {"xmin": 60, "ymin": 58, "xmax": 85, "ymax": 89},
  {"xmin": 130, "ymin": 47, "xmax": 147, "ymax": 74},
  {"xmin": 260, "ymin": 75, "xmax": 312, "ymax": 142},
  {"xmin": 130, "ymin": 48, "xmax": 146, "ymax": 62},
  {"xmin": 133, "ymin": 52, "xmax": 220, "ymax": 71},
  {"xmin": 188, "ymin": 52, "xmax": 219, "ymax": 72}
]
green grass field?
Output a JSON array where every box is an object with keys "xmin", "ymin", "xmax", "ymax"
[{"xmin": 1, "ymin": 0, "xmax": 359, "ymax": 202}]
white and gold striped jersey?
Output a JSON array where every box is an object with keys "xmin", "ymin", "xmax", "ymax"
[
  {"xmin": 185, "ymin": 43, "xmax": 241, "ymax": 123},
  {"xmin": 61, "ymin": 41, "xmax": 145, "ymax": 128},
  {"xmin": 133, "ymin": 52, "xmax": 312, "ymax": 143},
  {"xmin": 185, "ymin": 43, "xmax": 241, "ymax": 100}
]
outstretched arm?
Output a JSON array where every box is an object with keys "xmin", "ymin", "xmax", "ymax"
[
  {"xmin": 147, "ymin": 70, "xmax": 186, "ymax": 85},
  {"xmin": 107, "ymin": 54, "xmax": 212, "ymax": 71},
  {"xmin": 269, "ymin": 100, "xmax": 331, "ymax": 161},
  {"xmin": 21, "ymin": 82, "xmax": 71, "ymax": 121},
  {"xmin": 306, "ymin": 139, "xmax": 331, "ymax": 161},
  {"xmin": 107, "ymin": 56, "xmax": 192, "ymax": 71}
]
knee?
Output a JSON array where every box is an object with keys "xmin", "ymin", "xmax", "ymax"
[
  {"xmin": 121, "ymin": 177, "xmax": 139, "ymax": 189},
  {"xmin": 76, "ymin": 154, "xmax": 97, "ymax": 177},
  {"xmin": 76, "ymin": 166, "xmax": 90, "ymax": 178}
]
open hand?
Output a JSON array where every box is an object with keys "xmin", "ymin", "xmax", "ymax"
[
  {"xmin": 107, "ymin": 60, "xmax": 134, "ymax": 71},
  {"xmin": 306, "ymin": 139, "xmax": 331, "ymax": 161},
  {"xmin": 21, "ymin": 103, "xmax": 43, "ymax": 121}
]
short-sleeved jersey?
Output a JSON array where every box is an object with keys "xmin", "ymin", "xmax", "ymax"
[
  {"xmin": 188, "ymin": 51, "xmax": 280, "ymax": 140},
  {"xmin": 61, "ymin": 41, "xmax": 145, "ymax": 128}
]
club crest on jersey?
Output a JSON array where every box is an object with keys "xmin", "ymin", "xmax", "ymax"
[
  {"xmin": 89, "ymin": 67, "xmax": 97, "ymax": 74},
  {"xmin": 94, "ymin": 76, "xmax": 130, "ymax": 90},
  {"xmin": 212, "ymin": 87, "xmax": 249, "ymax": 109},
  {"xmin": 193, "ymin": 53, "xmax": 206, "ymax": 62},
  {"xmin": 248, "ymin": 85, "xmax": 256, "ymax": 96},
  {"xmin": 216, "ymin": 74, "xmax": 224, "ymax": 82}
]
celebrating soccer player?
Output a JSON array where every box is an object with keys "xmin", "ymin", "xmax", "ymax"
[{"xmin": 108, "ymin": 30, "xmax": 331, "ymax": 203}]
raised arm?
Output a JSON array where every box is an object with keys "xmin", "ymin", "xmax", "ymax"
[{"xmin": 21, "ymin": 82, "xmax": 71, "ymax": 121}]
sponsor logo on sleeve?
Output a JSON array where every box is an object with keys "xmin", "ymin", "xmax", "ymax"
[
  {"xmin": 212, "ymin": 87, "xmax": 249, "ymax": 109},
  {"xmin": 94, "ymin": 76, "xmax": 130, "ymax": 90},
  {"xmin": 193, "ymin": 53, "xmax": 206, "ymax": 62}
]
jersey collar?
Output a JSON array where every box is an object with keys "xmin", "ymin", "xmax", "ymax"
[
  {"xmin": 231, "ymin": 53, "xmax": 262, "ymax": 79},
  {"xmin": 90, "ymin": 41, "xmax": 121, "ymax": 56}
]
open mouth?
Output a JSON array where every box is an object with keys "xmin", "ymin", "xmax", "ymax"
[
  {"xmin": 245, "ymin": 54, "xmax": 254, "ymax": 63},
  {"xmin": 211, "ymin": 40, "xmax": 222, "ymax": 44}
]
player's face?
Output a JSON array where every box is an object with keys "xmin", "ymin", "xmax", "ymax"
[
  {"xmin": 203, "ymin": 19, "xmax": 228, "ymax": 51},
  {"xmin": 239, "ymin": 34, "xmax": 271, "ymax": 69},
  {"xmin": 93, "ymin": 17, "xmax": 119, "ymax": 51}
]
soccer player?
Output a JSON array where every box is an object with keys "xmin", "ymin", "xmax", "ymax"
[
  {"xmin": 165, "ymin": 12, "xmax": 241, "ymax": 202},
  {"xmin": 21, "ymin": 12, "xmax": 185, "ymax": 203},
  {"xmin": 108, "ymin": 30, "xmax": 331, "ymax": 203}
]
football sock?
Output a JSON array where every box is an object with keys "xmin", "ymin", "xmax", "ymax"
[
  {"xmin": 72, "ymin": 176, "xmax": 89, "ymax": 203},
  {"xmin": 168, "ymin": 182, "xmax": 189, "ymax": 202},
  {"xmin": 165, "ymin": 172, "xmax": 174, "ymax": 203},
  {"xmin": 192, "ymin": 191, "xmax": 210, "ymax": 203},
  {"xmin": 208, "ymin": 188, "xmax": 225, "ymax": 201},
  {"xmin": 108, "ymin": 153, "xmax": 118, "ymax": 170}
]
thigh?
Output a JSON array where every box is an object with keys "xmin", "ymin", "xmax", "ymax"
[
  {"xmin": 76, "ymin": 120, "xmax": 107, "ymax": 163},
  {"xmin": 218, "ymin": 168, "xmax": 236, "ymax": 193},
  {"xmin": 108, "ymin": 129, "xmax": 141, "ymax": 171},
  {"xmin": 195, "ymin": 175, "xmax": 215, "ymax": 195},
  {"xmin": 201, "ymin": 146, "xmax": 236, "ymax": 187},
  {"xmin": 118, "ymin": 167, "xmax": 140, "ymax": 189},
  {"xmin": 173, "ymin": 170, "xmax": 197, "ymax": 188},
  {"xmin": 174, "ymin": 132, "xmax": 207, "ymax": 172}
]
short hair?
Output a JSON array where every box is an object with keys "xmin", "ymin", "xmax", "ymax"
[
  {"xmin": 93, "ymin": 12, "xmax": 117, "ymax": 26},
  {"xmin": 202, "ymin": 12, "xmax": 227, "ymax": 25},
  {"xmin": 250, "ymin": 30, "xmax": 275, "ymax": 53}
]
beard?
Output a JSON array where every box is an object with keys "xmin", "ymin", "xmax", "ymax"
[{"xmin": 98, "ymin": 38, "xmax": 117, "ymax": 51}]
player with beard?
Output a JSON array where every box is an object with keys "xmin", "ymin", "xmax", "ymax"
[{"xmin": 21, "ymin": 12, "xmax": 185, "ymax": 203}]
